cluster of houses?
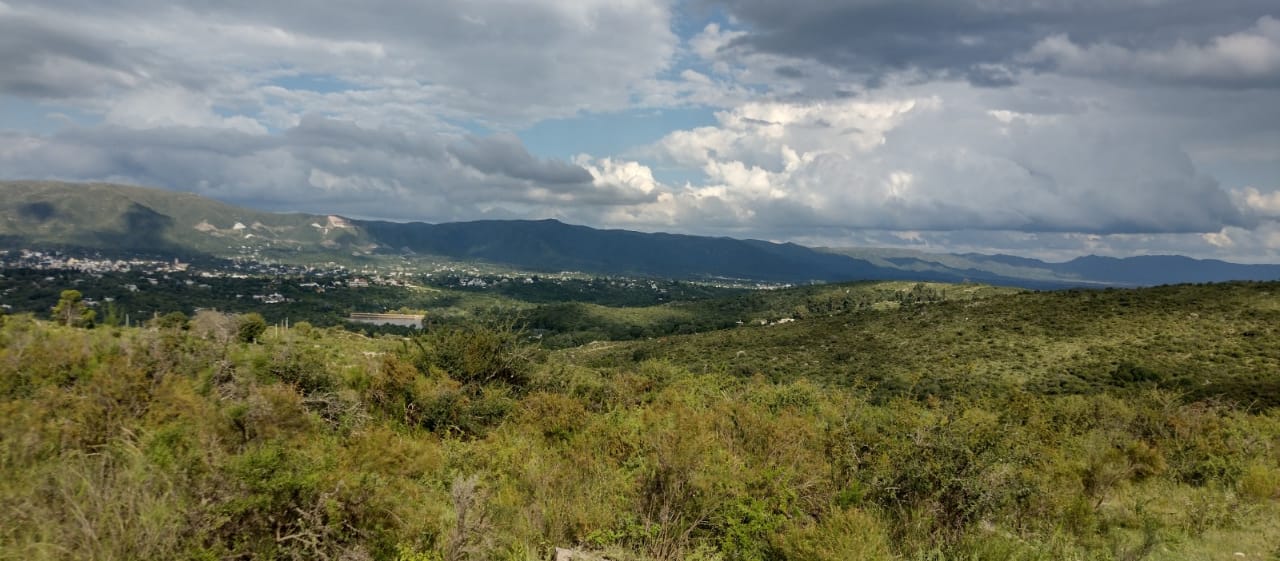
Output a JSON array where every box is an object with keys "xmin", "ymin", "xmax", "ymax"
[
  {"xmin": 0, "ymin": 249, "xmax": 190, "ymax": 274},
  {"xmin": 428, "ymin": 272, "xmax": 793, "ymax": 293},
  {"xmin": 2, "ymin": 249, "xmax": 797, "ymax": 322}
]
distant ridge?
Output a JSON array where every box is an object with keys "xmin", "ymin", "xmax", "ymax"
[
  {"xmin": 3, "ymin": 180, "xmax": 1279, "ymax": 287},
  {"xmin": 822, "ymin": 247, "xmax": 1280, "ymax": 287},
  {"xmin": 356, "ymin": 218, "xmax": 915, "ymax": 283}
]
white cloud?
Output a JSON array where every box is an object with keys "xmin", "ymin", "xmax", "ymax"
[
  {"xmin": 655, "ymin": 98, "xmax": 923, "ymax": 173},
  {"xmin": 642, "ymin": 82, "xmax": 1243, "ymax": 235},
  {"xmin": 0, "ymin": 0, "xmax": 681, "ymax": 125},
  {"xmin": 105, "ymin": 86, "xmax": 267, "ymax": 134},
  {"xmin": 577, "ymin": 156, "xmax": 660, "ymax": 196},
  {"xmin": 1234, "ymin": 186, "xmax": 1280, "ymax": 218},
  {"xmin": 1202, "ymin": 229, "xmax": 1235, "ymax": 248},
  {"xmin": 1026, "ymin": 16, "xmax": 1280, "ymax": 87},
  {"xmin": 1190, "ymin": 221, "xmax": 1280, "ymax": 259}
]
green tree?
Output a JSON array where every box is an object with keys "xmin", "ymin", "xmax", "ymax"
[
  {"xmin": 237, "ymin": 312, "xmax": 268, "ymax": 343},
  {"xmin": 102, "ymin": 301, "xmax": 126, "ymax": 327},
  {"xmin": 152, "ymin": 311, "xmax": 190, "ymax": 330},
  {"xmin": 52, "ymin": 289, "xmax": 95, "ymax": 327}
]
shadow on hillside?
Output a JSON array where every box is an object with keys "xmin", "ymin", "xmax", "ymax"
[
  {"xmin": 88, "ymin": 203, "xmax": 181, "ymax": 252},
  {"xmin": 17, "ymin": 202, "xmax": 59, "ymax": 222}
]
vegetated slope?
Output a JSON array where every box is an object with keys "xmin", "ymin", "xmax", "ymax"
[
  {"xmin": 1050, "ymin": 254, "xmax": 1280, "ymax": 285},
  {"xmin": 524, "ymin": 281, "xmax": 1020, "ymax": 348},
  {"xmin": 821, "ymin": 247, "xmax": 1076, "ymax": 284},
  {"xmin": 825, "ymin": 246, "xmax": 1280, "ymax": 286},
  {"xmin": 0, "ymin": 180, "xmax": 374, "ymax": 257},
  {"xmin": 3, "ymin": 301, "xmax": 1280, "ymax": 560},
  {"xmin": 356, "ymin": 218, "xmax": 943, "ymax": 282},
  {"xmin": 569, "ymin": 281, "xmax": 1280, "ymax": 407}
]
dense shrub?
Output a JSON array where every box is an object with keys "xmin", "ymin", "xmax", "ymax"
[
  {"xmin": 3, "ymin": 294, "xmax": 1280, "ymax": 560},
  {"xmin": 409, "ymin": 322, "xmax": 535, "ymax": 388},
  {"xmin": 237, "ymin": 312, "xmax": 268, "ymax": 344},
  {"xmin": 773, "ymin": 508, "xmax": 895, "ymax": 561}
]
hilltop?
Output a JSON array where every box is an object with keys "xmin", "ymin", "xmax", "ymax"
[
  {"xmin": 0, "ymin": 181, "xmax": 377, "ymax": 259},
  {"xmin": 4, "ymin": 180, "xmax": 1280, "ymax": 286}
]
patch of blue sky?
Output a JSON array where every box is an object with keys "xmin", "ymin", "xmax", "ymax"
[
  {"xmin": 648, "ymin": 166, "xmax": 707, "ymax": 189},
  {"xmin": 668, "ymin": 3, "xmax": 745, "ymax": 72},
  {"xmin": 0, "ymin": 97, "xmax": 99, "ymax": 132},
  {"xmin": 1198, "ymin": 159, "xmax": 1280, "ymax": 193},
  {"xmin": 518, "ymin": 106, "xmax": 717, "ymax": 160},
  {"xmin": 268, "ymin": 73, "xmax": 357, "ymax": 94},
  {"xmin": 671, "ymin": 1, "xmax": 738, "ymax": 39},
  {"xmin": 211, "ymin": 102, "xmax": 259, "ymax": 119}
]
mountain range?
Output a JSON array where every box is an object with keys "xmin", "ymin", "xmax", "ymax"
[{"xmin": 3, "ymin": 180, "xmax": 1279, "ymax": 287}]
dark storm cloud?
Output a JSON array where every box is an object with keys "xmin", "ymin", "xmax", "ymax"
[
  {"xmin": 964, "ymin": 65, "xmax": 1018, "ymax": 88},
  {"xmin": 0, "ymin": 11, "xmax": 223, "ymax": 100},
  {"xmin": 773, "ymin": 65, "xmax": 806, "ymax": 79},
  {"xmin": 285, "ymin": 116, "xmax": 448, "ymax": 160},
  {"xmin": 0, "ymin": 15, "xmax": 140, "ymax": 98},
  {"xmin": 707, "ymin": 0, "xmax": 1280, "ymax": 87}
]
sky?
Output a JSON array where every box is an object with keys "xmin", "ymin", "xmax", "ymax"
[{"xmin": 2, "ymin": 0, "xmax": 1279, "ymax": 262}]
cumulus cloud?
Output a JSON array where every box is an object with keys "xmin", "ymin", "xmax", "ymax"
[
  {"xmin": 639, "ymin": 84, "xmax": 1245, "ymax": 235},
  {"xmin": 1234, "ymin": 186, "xmax": 1280, "ymax": 218}
]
